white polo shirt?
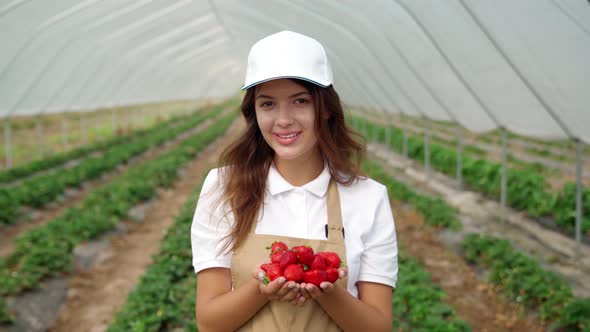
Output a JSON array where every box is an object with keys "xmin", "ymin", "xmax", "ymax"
[{"xmin": 191, "ymin": 164, "xmax": 398, "ymax": 298}]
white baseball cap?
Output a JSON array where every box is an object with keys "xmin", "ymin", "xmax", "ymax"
[{"xmin": 241, "ymin": 30, "xmax": 333, "ymax": 90}]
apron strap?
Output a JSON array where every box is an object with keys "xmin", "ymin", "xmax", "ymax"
[{"xmin": 326, "ymin": 178, "xmax": 345, "ymax": 242}]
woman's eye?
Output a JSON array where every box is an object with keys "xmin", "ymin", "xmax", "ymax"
[
  {"xmin": 260, "ymin": 101, "xmax": 273, "ymax": 107},
  {"xmin": 294, "ymin": 98, "xmax": 309, "ymax": 104}
]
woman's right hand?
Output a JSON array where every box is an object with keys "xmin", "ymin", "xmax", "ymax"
[{"xmin": 252, "ymin": 269, "xmax": 303, "ymax": 305}]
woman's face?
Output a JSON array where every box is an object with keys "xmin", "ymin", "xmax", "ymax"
[{"xmin": 254, "ymin": 79, "xmax": 320, "ymax": 165}]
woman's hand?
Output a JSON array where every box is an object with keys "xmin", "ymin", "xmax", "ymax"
[
  {"xmin": 251, "ymin": 268, "xmax": 301, "ymax": 305},
  {"xmin": 298, "ymin": 267, "xmax": 347, "ymax": 303}
]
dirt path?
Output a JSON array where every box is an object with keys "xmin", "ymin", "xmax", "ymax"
[
  {"xmin": 392, "ymin": 201, "xmax": 546, "ymax": 332},
  {"xmin": 0, "ymin": 112, "xmax": 227, "ymax": 258},
  {"xmin": 48, "ymin": 118, "xmax": 243, "ymax": 332}
]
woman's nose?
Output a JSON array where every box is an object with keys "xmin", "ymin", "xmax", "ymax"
[{"xmin": 276, "ymin": 104, "xmax": 294, "ymax": 126}]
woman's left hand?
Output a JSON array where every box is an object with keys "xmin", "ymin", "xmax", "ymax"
[{"xmin": 298, "ymin": 267, "xmax": 347, "ymax": 304}]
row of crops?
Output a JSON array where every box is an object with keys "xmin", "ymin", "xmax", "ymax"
[
  {"xmin": 364, "ymin": 159, "xmax": 590, "ymax": 331},
  {"xmin": 0, "ymin": 102, "xmax": 235, "ymax": 225},
  {"xmin": 353, "ymin": 116, "xmax": 590, "ymax": 236},
  {"xmin": 0, "ymin": 108, "xmax": 238, "ymax": 324}
]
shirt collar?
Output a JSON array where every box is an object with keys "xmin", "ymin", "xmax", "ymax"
[{"xmin": 268, "ymin": 163, "xmax": 331, "ymax": 198}]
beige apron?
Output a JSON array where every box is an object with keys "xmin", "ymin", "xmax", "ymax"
[{"xmin": 231, "ymin": 178, "xmax": 348, "ymax": 331}]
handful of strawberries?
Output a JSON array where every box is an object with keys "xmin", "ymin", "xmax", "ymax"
[{"xmin": 260, "ymin": 241, "xmax": 344, "ymax": 287}]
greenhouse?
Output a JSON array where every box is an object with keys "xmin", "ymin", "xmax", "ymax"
[{"xmin": 0, "ymin": 0, "xmax": 589, "ymax": 331}]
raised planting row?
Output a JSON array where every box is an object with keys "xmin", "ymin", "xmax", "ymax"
[
  {"xmin": 362, "ymin": 159, "xmax": 471, "ymax": 330},
  {"xmin": 365, "ymin": 155, "xmax": 588, "ymax": 331},
  {"xmin": 392, "ymin": 253, "xmax": 472, "ymax": 331},
  {"xmin": 396, "ymin": 113, "xmax": 590, "ymax": 161},
  {"xmin": 354, "ymin": 117, "xmax": 590, "ymax": 236},
  {"xmin": 359, "ymin": 115, "xmax": 553, "ymax": 175},
  {"xmin": 462, "ymin": 234, "xmax": 590, "ymax": 331},
  {"xmin": 0, "ymin": 103, "xmax": 228, "ymax": 225},
  {"xmin": 363, "ymin": 159, "xmax": 461, "ymax": 230},
  {"xmin": 0, "ymin": 107, "xmax": 216, "ymax": 184},
  {"xmin": 107, "ymin": 174, "xmax": 205, "ymax": 331},
  {"xmin": 0, "ymin": 111, "xmax": 237, "ymax": 323}
]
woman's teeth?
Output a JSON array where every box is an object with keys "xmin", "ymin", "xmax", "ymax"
[{"xmin": 278, "ymin": 133, "xmax": 297, "ymax": 138}]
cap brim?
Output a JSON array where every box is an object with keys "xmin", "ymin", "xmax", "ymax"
[{"xmin": 241, "ymin": 76, "xmax": 331, "ymax": 91}]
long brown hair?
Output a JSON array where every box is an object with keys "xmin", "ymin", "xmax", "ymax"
[{"xmin": 217, "ymin": 79, "xmax": 365, "ymax": 253}]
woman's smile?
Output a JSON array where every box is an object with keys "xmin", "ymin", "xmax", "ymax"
[{"xmin": 274, "ymin": 131, "xmax": 302, "ymax": 145}]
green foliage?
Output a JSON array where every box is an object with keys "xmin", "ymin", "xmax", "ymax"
[
  {"xmin": 553, "ymin": 299, "xmax": 590, "ymax": 332},
  {"xmin": 0, "ymin": 104, "xmax": 228, "ymax": 225},
  {"xmin": 0, "ymin": 111, "xmax": 236, "ymax": 322},
  {"xmin": 461, "ymin": 234, "xmax": 589, "ymax": 330},
  {"xmin": 392, "ymin": 254, "xmax": 472, "ymax": 331},
  {"xmin": 553, "ymin": 183, "xmax": 590, "ymax": 233},
  {"xmin": 363, "ymin": 159, "xmax": 461, "ymax": 230},
  {"xmin": 0, "ymin": 298, "xmax": 13, "ymax": 323},
  {"xmin": 108, "ymin": 174, "xmax": 205, "ymax": 332},
  {"xmin": 353, "ymin": 116, "xmax": 588, "ymax": 234}
]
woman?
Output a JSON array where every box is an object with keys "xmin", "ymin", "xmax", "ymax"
[{"xmin": 191, "ymin": 30, "xmax": 398, "ymax": 331}]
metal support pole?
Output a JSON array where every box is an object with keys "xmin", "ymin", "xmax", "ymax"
[
  {"xmin": 456, "ymin": 127, "xmax": 463, "ymax": 190},
  {"xmin": 80, "ymin": 113, "xmax": 87, "ymax": 145},
  {"xmin": 111, "ymin": 108, "xmax": 116, "ymax": 135},
  {"xmin": 402, "ymin": 129, "xmax": 408, "ymax": 158},
  {"xmin": 134, "ymin": 109, "xmax": 140, "ymax": 129},
  {"xmin": 36, "ymin": 115, "xmax": 44, "ymax": 159},
  {"xmin": 61, "ymin": 114, "xmax": 68, "ymax": 149},
  {"xmin": 425, "ymin": 118, "xmax": 431, "ymax": 180},
  {"xmin": 4, "ymin": 117, "xmax": 12, "ymax": 168},
  {"xmin": 501, "ymin": 128, "xmax": 508, "ymax": 222},
  {"xmin": 372, "ymin": 118, "xmax": 378, "ymax": 143},
  {"xmin": 575, "ymin": 138, "xmax": 583, "ymax": 259}
]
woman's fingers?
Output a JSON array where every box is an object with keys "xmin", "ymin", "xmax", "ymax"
[
  {"xmin": 259, "ymin": 276, "xmax": 286, "ymax": 296},
  {"xmin": 273, "ymin": 281, "xmax": 297, "ymax": 300}
]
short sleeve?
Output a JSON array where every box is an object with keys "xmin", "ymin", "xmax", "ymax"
[
  {"xmin": 358, "ymin": 185, "xmax": 398, "ymax": 288},
  {"xmin": 191, "ymin": 168, "xmax": 233, "ymax": 274}
]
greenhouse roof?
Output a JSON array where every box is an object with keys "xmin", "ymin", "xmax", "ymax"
[{"xmin": 1, "ymin": 0, "xmax": 589, "ymax": 142}]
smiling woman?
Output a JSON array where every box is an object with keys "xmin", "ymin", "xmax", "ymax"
[
  {"xmin": 254, "ymin": 79, "xmax": 322, "ymax": 184},
  {"xmin": 191, "ymin": 30, "xmax": 398, "ymax": 332}
]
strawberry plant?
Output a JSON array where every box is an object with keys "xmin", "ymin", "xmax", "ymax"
[
  {"xmin": 0, "ymin": 111, "xmax": 237, "ymax": 323},
  {"xmin": 108, "ymin": 173, "xmax": 208, "ymax": 331},
  {"xmin": 393, "ymin": 253, "xmax": 472, "ymax": 331},
  {"xmin": 0, "ymin": 104, "xmax": 229, "ymax": 184},
  {"xmin": 0, "ymin": 104, "xmax": 227, "ymax": 225},
  {"xmin": 354, "ymin": 117, "xmax": 588, "ymax": 236},
  {"xmin": 461, "ymin": 234, "xmax": 589, "ymax": 329}
]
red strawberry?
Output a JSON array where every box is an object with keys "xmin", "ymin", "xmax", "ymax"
[
  {"xmin": 318, "ymin": 252, "xmax": 341, "ymax": 268},
  {"xmin": 270, "ymin": 251, "xmax": 283, "ymax": 264},
  {"xmin": 263, "ymin": 264, "xmax": 283, "ymax": 284},
  {"xmin": 309, "ymin": 254, "xmax": 326, "ymax": 270},
  {"xmin": 283, "ymin": 264, "xmax": 304, "ymax": 282},
  {"xmin": 267, "ymin": 241, "xmax": 288, "ymax": 254},
  {"xmin": 279, "ymin": 250, "xmax": 298, "ymax": 269},
  {"xmin": 260, "ymin": 263, "xmax": 274, "ymax": 273},
  {"xmin": 292, "ymin": 245, "xmax": 315, "ymax": 265},
  {"xmin": 325, "ymin": 267, "xmax": 339, "ymax": 283},
  {"xmin": 303, "ymin": 269, "xmax": 328, "ymax": 287}
]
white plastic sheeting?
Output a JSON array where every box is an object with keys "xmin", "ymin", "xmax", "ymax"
[{"xmin": 1, "ymin": 0, "xmax": 589, "ymax": 142}]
